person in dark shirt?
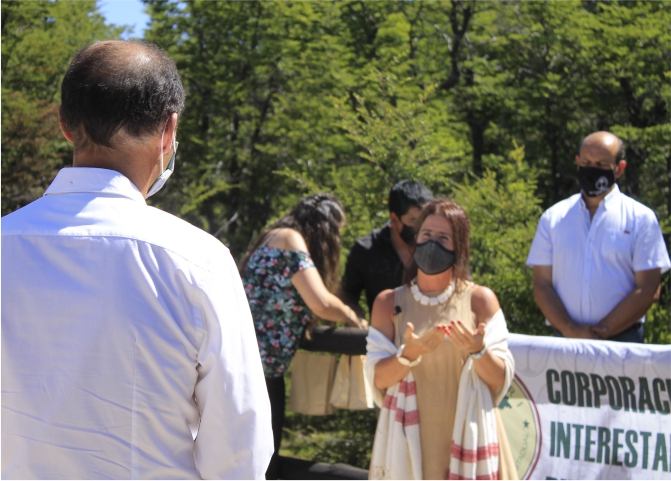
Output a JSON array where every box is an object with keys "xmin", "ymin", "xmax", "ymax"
[{"xmin": 340, "ymin": 180, "xmax": 434, "ymax": 316}]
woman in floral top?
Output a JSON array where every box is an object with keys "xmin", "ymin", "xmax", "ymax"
[{"xmin": 240, "ymin": 194, "xmax": 367, "ymax": 480}]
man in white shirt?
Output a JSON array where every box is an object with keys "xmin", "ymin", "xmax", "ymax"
[
  {"xmin": 1, "ymin": 40, "xmax": 273, "ymax": 479},
  {"xmin": 527, "ymin": 131, "xmax": 670, "ymax": 343}
]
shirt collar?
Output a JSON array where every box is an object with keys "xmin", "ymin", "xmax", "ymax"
[
  {"xmin": 602, "ymin": 183, "xmax": 621, "ymax": 209},
  {"xmin": 579, "ymin": 183, "xmax": 621, "ymax": 211},
  {"xmin": 44, "ymin": 167, "xmax": 146, "ymax": 204}
]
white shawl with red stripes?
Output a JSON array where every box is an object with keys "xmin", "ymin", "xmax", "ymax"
[
  {"xmin": 364, "ymin": 310, "xmax": 513, "ymax": 480},
  {"xmin": 366, "ymin": 327, "xmax": 422, "ymax": 480},
  {"xmin": 448, "ymin": 309, "xmax": 514, "ymax": 480}
]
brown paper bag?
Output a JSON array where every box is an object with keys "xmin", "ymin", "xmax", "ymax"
[
  {"xmin": 329, "ymin": 354, "xmax": 351, "ymax": 409},
  {"xmin": 348, "ymin": 354, "xmax": 374, "ymax": 410},
  {"xmin": 329, "ymin": 355, "xmax": 374, "ymax": 410},
  {"xmin": 288, "ymin": 351, "xmax": 337, "ymax": 415}
]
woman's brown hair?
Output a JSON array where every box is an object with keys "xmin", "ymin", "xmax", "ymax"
[
  {"xmin": 403, "ymin": 198, "xmax": 472, "ymax": 292},
  {"xmin": 240, "ymin": 193, "xmax": 344, "ymax": 293}
]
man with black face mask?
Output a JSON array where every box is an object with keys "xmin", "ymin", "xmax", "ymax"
[
  {"xmin": 527, "ymin": 131, "xmax": 670, "ymax": 343},
  {"xmin": 340, "ymin": 180, "xmax": 434, "ymax": 317}
]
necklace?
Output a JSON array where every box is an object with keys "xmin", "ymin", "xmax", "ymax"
[{"xmin": 410, "ymin": 279, "xmax": 455, "ymax": 306}]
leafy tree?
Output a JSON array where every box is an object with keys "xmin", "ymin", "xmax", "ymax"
[
  {"xmin": 143, "ymin": 1, "xmax": 361, "ymax": 256},
  {"xmin": 587, "ymin": 1, "xmax": 670, "ymax": 200},
  {"xmin": 1, "ymin": 0, "xmax": 123, "ymax": 215},
  {"xmin": 454, "ymin": 143, "xmax": 547, "ymax": 335},
  {"xmin": 278, "ymin": 74, "xmax": 467, "ymax": 261}
]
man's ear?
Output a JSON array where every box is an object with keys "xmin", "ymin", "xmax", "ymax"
[
  {"xmin": 58, "ymin": 109, "xmax": 74, "ymax": 143},
  {"xmin": 389, "ymin": 211, "xmax": 401, "ymax": 229},
  {"xmin": 615, "ymin": 160, "xmax": 627, "ymax": 179},
  {"xmin": 161, "ymin": 113, "xmax": 179, "ymax": 154}
]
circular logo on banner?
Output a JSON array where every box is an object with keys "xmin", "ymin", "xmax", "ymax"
[{"xmin": 498, "ymin": 376, "xmax": 542, "ymax": 479}]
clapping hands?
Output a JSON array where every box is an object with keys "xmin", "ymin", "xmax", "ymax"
[
  {"xmin": 443, "ymin": 319, "xmax": 486, "ymax": 354},
  {"xmin": 401, "ymin": 322, "xmax": 446, "ymax": 360},
  {"xmin": 402, "ymin": 319, "xmax": 491, "ymax": 358}
]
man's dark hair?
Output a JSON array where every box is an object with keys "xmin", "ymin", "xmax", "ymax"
[
  {"xmin": 388, "ymin": 180, "xmax": 434, "ymax": 217},
  {"xmin": 60, "ymin": 40, "xmax": 185, "ymax": 149}
]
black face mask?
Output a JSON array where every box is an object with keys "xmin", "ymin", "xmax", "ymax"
[
  {"xmin": 577, "ymin": 166, "xmax": 615, "ymax": 197},
  {"xmin": 399, "ymin": 223, "xmax": 415, "ymax": 245},
  {"xmin": 414, "ymin": 239, "xmax": 456, "ymax": 275}
]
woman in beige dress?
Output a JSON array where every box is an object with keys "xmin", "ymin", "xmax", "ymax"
[{"xmin": 368, "ymin": 198, "xmax": 517, "ymax": 480}]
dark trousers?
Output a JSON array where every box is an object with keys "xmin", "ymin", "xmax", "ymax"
[
  {"xmin": 554, "ymin": 322, "xmax": 644, "ymax": 343},
  {"xmin": 265, "ymin": 376, "xmax": 286, "ymax": 480}
]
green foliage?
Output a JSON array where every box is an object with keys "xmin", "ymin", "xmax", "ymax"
[
  {"xmin": 143, "ymin": 0, "xmax": 359, "ymax": 255},
  {"xmin": 454, "ymin": 143, "xmax": 549, "ymax": 335},
  {"xmin": 278, "ymin": 73, "xmax": 468, "ymax": 252},
  {"xmin": 610, "ymin": 123, "xmax": 670, "ymax": 344},
  {"xmin": 644, "ymin": 282, "xmax": 670, "ymax": 345},
  {"xmin": 1, "ymin": 0, "xmax": 123, "ymax": 215}
]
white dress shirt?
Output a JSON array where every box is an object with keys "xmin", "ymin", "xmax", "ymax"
[
  {"xmin": 1, "ymin": 168, "xmax": 273, "ymax": 479},
  {"xmin": 526, "ymin": 185, "xmax": 671, "ymax": 326}
]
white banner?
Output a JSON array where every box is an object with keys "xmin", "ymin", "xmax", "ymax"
[{"xmin": 499, "ymin": 334, "xmax": 671, "ymax": 480}]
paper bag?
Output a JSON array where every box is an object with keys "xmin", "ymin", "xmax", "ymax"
[
  {"xmin": 348, "ymin": 354, "xmax": 374, "ymax": 410},
  {"xmin": 288, "ymin": 351, "xmax": 337, "ymax": 415},
  {"xmin": 329, "ymin": 354, "xmax": 351, "ymax": 409},
  {"xmin": 329, "ymin": 355, "xmax": 374, "ymax": 410}
]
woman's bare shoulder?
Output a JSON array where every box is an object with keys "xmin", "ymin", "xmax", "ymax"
[
  {"xmin": 470, "ymin": 285, "xmax": 501, "ymax": 324},
  {"xmin": 371, "ymin": 289, "xmax": 396, "ymax": 340},
  {"xmin": 373, "ymin": 289, "xmax": 396, "ymax": 311},
  {"xmin": 267, "ymin": 228, "xmax": 308, "ymax": 252}
]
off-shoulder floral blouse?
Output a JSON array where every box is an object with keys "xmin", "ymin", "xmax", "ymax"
[{"xmin": 242, "ymin": 245, "xmax": 315, "ymax": 377}]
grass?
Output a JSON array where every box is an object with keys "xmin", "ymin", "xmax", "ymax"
[{"xmin": 281, "ymin": 408, "xmax": 377, "ymax": 469}]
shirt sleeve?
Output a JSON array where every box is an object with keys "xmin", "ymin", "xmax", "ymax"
[
  {"xmin": 633, "ymin": 210, "xmax": 671, "ymax": 274},
  {"xmin": 340, "ymin": 241, "xmax": 366, "ymax": 302},
  {"xmin": 193, "ymin": 248, "xmax": 273, "ymax": 479},
  {"xmin": 290, "ymin": 250, "xmax": 315, "ymax": 275},
  {"xmin": 526, "ymin": 211, "xmax": 553, "ymax": 266}
]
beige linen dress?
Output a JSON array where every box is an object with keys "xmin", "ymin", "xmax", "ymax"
[{"xmin": 391, "ymin": 281, "xmax": 518, "ymax": 480}]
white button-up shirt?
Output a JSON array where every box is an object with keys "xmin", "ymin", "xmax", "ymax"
[
  {"xmin": 2, "ymin": 168, "xmax": 273, "ymax": 479},
  {"xmin": 526, "ymin": 185, "xmax": 670, "ymax": 326}
]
